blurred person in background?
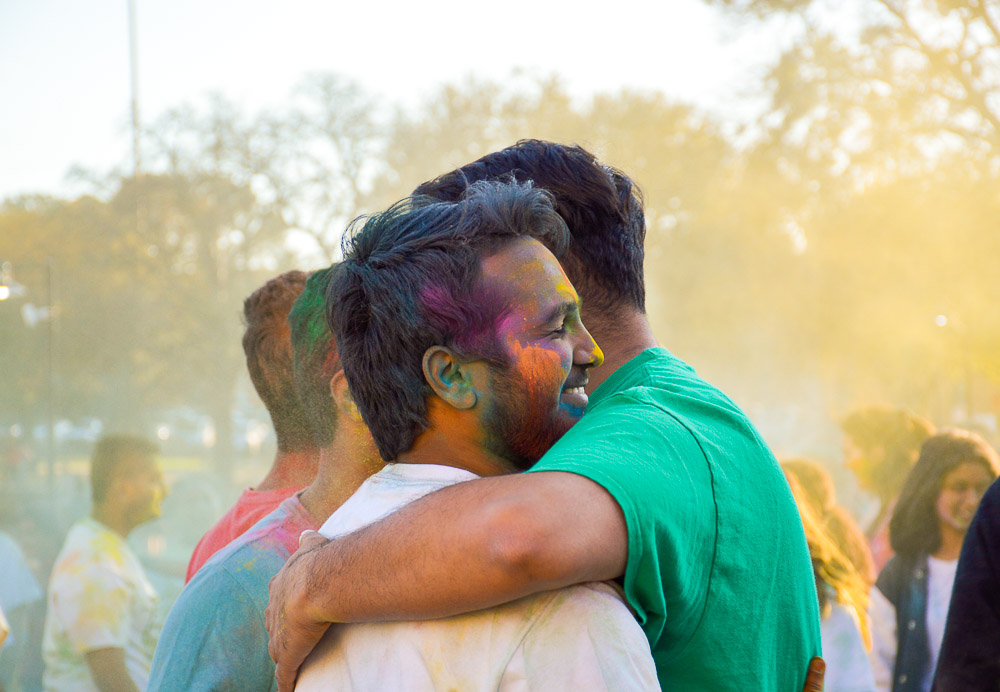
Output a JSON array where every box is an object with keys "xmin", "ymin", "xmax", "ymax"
[
  {"xmin": 0, "ymin": 529, "xmax": 43, "ymax": 691},
  {"xmin": 841, "ymin": 406, "xmax": 935, "ymax": 571},
  {"xmin": 185, "ymin": 270, "xmax": 321, "ymax": 582},
  {"xmin": 148, "ymin": 266, "xmax": 384, "ymax": 691},
  {"xmin": 42, "ymin": 435, "xmax": 166, "ymax": 692},
  {"xmin": 869, "ymin": 429, "xmax": 1000, "ymax": 692},
  {"xmin": 785, "ymin": 458, "xmax": 877, "ymax": 586},
  {"xmin": 784, "ymin": 470, "xmax": 875, "ymax": 692},
  {"xmin": 932, "ymin": 474, "xmax": 1000, "ymax": 690}
]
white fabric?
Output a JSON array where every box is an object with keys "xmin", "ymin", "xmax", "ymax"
[
  {"xmin": 42, "ymin": 518, "xmax": 158, "ymax": 691},
  {"xmin": 821, "ymin": 603, "xmax": 876, "ymax": 692},
  {"xmin": 298, "ymin": 463, "xmax": 658, "ymax": 691},
  {"xmin": 868, "ymin": 586, "xmax": 895, "ymax": 692},
  {"xmin": 925, "ymin": 556, "xmax": 958, "ymax": 681}
]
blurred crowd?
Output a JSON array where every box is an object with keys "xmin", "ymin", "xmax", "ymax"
[{"xmin": 2, "ymin": 141, "xmax": 999, "ymax": 692}]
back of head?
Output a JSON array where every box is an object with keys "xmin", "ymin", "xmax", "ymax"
[
  {"xmin": 890, "ymin": 428, "xmax": 1000, "ymax": 557},
  {"xmin": 288, "ymin": 266, "xmax": 341, "ymax": 447},
  {"xmin": 824, "ymin": 506, "xmax": 876, "ymax": 586},
  {"xmin": 327, "ymin": 179, "xmax": 569, "ymax": 461},
  {"xmin": 840, "ymin": 405, "xmax": 935, "ymax": 499},
  {"xmin": 414, "ymin": 139, "xmax": 646, "ymax": 321},
  {"xmin": 782, "ymin": 458, "xmax": 837, "ymax": 517},
  {"xmin": 784, "ymin": 472, "xmax": 870, "ymax": 643},
  {"xmin": 243, "ymin": 271, "xmax": 314, "ymax": 452},
  {"xmin": 91, "ymin": 435, "xmax": 158, "ymax": 505}
]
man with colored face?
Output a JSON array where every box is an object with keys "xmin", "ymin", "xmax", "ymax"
[
  {"xmin": 42, "ymin": 436, "xmax": 165, "ymax": 692},
  {"xmin": 291, "ymin": 181, "xmax": 656, "ymax": 690},
  {"xmin": 267, "ymin": 141, "xmax": 823, "ymax": 691}
]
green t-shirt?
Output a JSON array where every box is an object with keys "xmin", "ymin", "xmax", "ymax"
[{"xmin": 529, "ymin": 348, "xmax": 821, "ymax": 690}]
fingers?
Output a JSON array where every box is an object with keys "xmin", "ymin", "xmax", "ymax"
[
  {"xmin": 803, "ymin": 656, "xmax": 825, "ymax": 692},
  {"xmin": 299, "ymin": 529, "xmax": 327, "ymax": 550}
]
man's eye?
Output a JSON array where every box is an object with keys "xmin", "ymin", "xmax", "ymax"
[{"xmin": 550, "ymin": 323, "xmax": 567, "ymax": 336}]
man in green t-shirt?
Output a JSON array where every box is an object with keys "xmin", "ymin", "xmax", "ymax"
[{"xmin": 266, "ymin": 140, "xmax": 822, "ymax": 691}]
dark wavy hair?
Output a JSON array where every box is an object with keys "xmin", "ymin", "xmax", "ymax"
[
  {"xmin": 327, "ymin": 180, "xmax": 569, "ymax": 461},
  {"xmin": 414, "ymin": 139, "xmax": 646, "ymax": 320},
  {"xmin": 242, "ymin": 271, "xmax": 315, "ymax": 452},
  {"xmin": 889, "ymin": 428, "xmax": 1000, "ymax": 558},
  {"xmin": 288, "ymin": 266, "xmax": 341, "ymax": 447}
]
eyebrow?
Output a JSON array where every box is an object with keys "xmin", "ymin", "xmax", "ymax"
[{"xmin": 542, "ymin": 299, "xmax": 579, "ymax": 326}]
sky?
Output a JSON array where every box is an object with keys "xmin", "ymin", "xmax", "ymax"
[{"xmin": 0, "ymin": 0, "xmax": 800, "ymax": 201}]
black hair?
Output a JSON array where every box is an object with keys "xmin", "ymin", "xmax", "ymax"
[
  {"xmin": 91, "ymin": 435, "xmax": 158, "ymax": 504},
  {"xmin": 889, "ymin": 428, "xmax": 1000, "ymax": 557},
  {"xmin": 288, "ymin": 266, "xmax": 340, "ymax": 447},
  {"xmin": 414, "ymin": 139, "xmax": 646, "ymax": 320},
  {"xmin": 242, "ymin": 271, "xmax": 316, "ymax": 452},
  {"xmin": 327, "ymin": 179, "xmax": 569, "ymax": 461}
]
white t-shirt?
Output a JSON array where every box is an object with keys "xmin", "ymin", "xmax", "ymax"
[
  {"xmin": 868, "ymin": 556, "xmax": 959, "ymax": 692},
  {"xmin": 42, "ymin": 518, "xmax": 159, "ymax": 691},
  {"xmin": 925, "ymin": 556, "xmax": 958, "ymax": 678},
  {"xmin": 821, "ymin": 602, "xmax": 876, "ymax": 692},
  {"xmin": 296, "ymin": 463, "xmax": 659, "ymax": 692}
]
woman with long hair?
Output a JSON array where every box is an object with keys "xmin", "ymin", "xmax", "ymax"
[
  {"xmin": 784, "ymin": 469, "xmax": 875, "ymax": 692},
  {"xmin": 784, "ymin": 458, "xmax": 877, "ymax": 587},
  {"xmin": 869, "ymin": 429, "xmax": 1000, "ymax": 692}
]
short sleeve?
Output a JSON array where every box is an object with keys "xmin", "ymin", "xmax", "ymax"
[
  {"xmin": 529, "ymin": 392, "xmax": 716, "ymax": 649},
  {"xmin": 48, "ymin": 559, "xmax": 132, "ymax": 653},
  {"xmin": 148, "ymin": 562, "xmax": 275, "ymax": 692}
]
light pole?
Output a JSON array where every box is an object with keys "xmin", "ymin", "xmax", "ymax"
[{"xmin": 0, "ymin": 259, "xmax": 57, "ymax": 481}]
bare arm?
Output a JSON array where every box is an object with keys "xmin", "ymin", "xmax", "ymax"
[
  {"xmin": 84, "ymin": 647, "xmax": 140, "ymax": 692},
  {"xmin": 265, "ymin": 470, "xmax": 627, "ymax": 691}
]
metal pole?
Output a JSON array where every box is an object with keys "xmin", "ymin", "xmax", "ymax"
[
  {"xmin": 128, "ymin": 0, "xmax": 141, "ymax": 179},
  {"xmin": 46, "ymin": 258, "xmax": 55, "ymax": 483}
]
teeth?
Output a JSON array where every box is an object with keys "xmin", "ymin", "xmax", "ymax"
[{"xmin": 564, "ymin": 387, "xmax": 585, "ymax": 395}]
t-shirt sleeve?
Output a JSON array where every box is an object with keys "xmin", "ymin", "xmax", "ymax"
[
  {"xmin": 508, "ymin": 583, "xmax": 659, "ymax": 690},
  {"xmin": 48, "ymin": 558, "xmax": 133, "ymax": 653},
  {"xmin": 148, "ymin": 567, "xmax": 275, "ymax": 692},
  {"xmin": 528, "ymin": 392, "xmax": 716, "ymax": 649}
]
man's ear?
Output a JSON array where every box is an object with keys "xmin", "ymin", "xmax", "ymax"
[
  {"xmin": 422, "ymin": 346, "xmax": 478, "ymax": 410},
  {"xmin": 330, "ymin": 370, "xmax": 363, "ymax": 421}
]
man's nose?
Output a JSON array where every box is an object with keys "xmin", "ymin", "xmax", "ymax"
[{"xmin": 574, "ymin": 326, "xmax": 604, "ymax": 369}]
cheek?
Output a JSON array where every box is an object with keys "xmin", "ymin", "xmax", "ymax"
[{"xmin": 510, "ymin": 346, "xmax": 566, "ymax": 398}]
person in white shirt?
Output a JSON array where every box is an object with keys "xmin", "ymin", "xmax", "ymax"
[
  {"xmin": 868, "ymin": 429, "xmax": 999, "ymax": 692},
  {"xmin": 287, "ymin": 181, "xmax": 657, "ymax": 690},
  {"xmin": 43, "ymin": 436, "xmax": 166, "ymax": 692}
]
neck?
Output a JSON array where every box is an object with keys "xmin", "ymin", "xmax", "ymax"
[
  {"xmin": 401, "ymin": 400, "xmax": 515, "ymax": 477},
  {"xmin": 256, "ymin": 447, "xmax": 321, "ymax": 492},
  {"xmin": 298, "ymin": 438, "xmax": 384, "ymax": 525},
  {"xmin": 91, "ymin": 505, "xmax": 132, "ymax": 539},
  {"xmin": 933, "ymin": 525, "xmax": 965, "ymax": 561},
  {"xmin": 584, "ymin": 309, "xmax": 658, "ymax": 394}
]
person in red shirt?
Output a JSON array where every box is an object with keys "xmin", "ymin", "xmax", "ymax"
[{"xmin": 185, "ymin": 271, "xmax": 321, "ymax": 581}]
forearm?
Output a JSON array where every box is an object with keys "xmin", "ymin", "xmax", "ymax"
[{"xmin": 297, "ymin": 471, "xmax": 626, "ymax": 623}]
